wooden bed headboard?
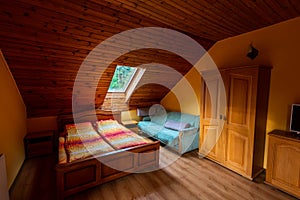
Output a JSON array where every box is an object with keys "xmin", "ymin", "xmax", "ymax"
[{"xmin": 57, "ymin": 109, "xmax": 121, "ymax": 133}]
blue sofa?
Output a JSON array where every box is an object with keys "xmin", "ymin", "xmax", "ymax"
[{"xmin": 137, "ymin": 111, "xmax": 199, "ymax": 154}]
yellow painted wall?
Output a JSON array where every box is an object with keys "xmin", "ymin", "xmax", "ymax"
[
  {"xmin": 160, "ymin": 91, "xmax": 180, "ymax": 113},
  {"xmin": 0, "ymin": 50, "xmax": 27, "ymax": 188},
  {"xmin": 162, "ymin": 17, "xmax": 300, "ymax": 167},
  {"xmin": 161, "ymin": 67, "xmax": 202, "ymax": 115},
  {"xmin": 120, "ymin": 109, "xmax": 140, "ymax": 122},
  {"xmin": 211, "ymin": 17, "xmax": 300, "ymax": 134},
  {"xmin": 211, "ymin": 17, "xmax": 300, "ymax": 167}
]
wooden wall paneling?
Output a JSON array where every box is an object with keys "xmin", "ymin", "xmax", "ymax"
[
  {"xmin": 129, "ymin": 84, "xmax": 170, "ymax": 109},
  {"xmin": 0, "ymin": 2, "xmax": 120, "ymax": 37},
  {"xmin": 107, "ymin": 0, "xmax": 232, "ymax": 40},
  {"xmin": 0, "ymin": 0, "xmax": 299, "ymax": 117},
  {"xmin": 214, "ymin": 1, "xmax": 267, "ymax": 30}
]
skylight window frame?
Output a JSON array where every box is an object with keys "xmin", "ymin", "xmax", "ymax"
[{"xmin": 108, "ymin": 65, "xmax": 138, "ymax": 93}]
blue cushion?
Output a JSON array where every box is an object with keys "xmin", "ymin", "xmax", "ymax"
[
  {"xmin": 157, "ymin": 128, "xmax": 178, "ymax": 145},
  {"xmin": 138, "ymin": 121, "xmax": 163, "ymax": 138},
  {"xmin": 167, "ymin": 112, "xmax": 199, "ymax": 129},
  {"xmin": 150, "ymin": 114, "xmax": 167, "ymax": 125},
  {"xmin": 142, "ymin": 116, "xmax": 151, "ymax": 121}
]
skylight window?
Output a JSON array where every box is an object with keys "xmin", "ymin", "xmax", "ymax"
[{"xmin": 108, "ymin": 65, "xmax": 137, "ymax": 92}]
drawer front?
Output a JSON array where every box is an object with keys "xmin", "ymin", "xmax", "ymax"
[{"xmin": 27, "ymin": 141, "xmax": 53, "ymax": 157}]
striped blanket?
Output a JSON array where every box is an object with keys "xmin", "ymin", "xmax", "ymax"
[
  {"xmin": 96, "ymin": 120, "xmax": 151, "ymax": 149},
  {"xmin": 64, "ymin": 122, "xmax": 114, "ymax": 162},
  {"xmin": 59, "ymin": 120, "xmax": 153, "ymax": 164}
]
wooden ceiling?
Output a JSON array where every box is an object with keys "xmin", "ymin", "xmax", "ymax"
[{"xmin": 0, "ymin": 0, "xmax": 299, "ymax": 117}]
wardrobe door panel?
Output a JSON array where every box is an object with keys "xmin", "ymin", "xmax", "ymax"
[
  {"xmin": 225, "ymin": 70, "xmax": 257, "ymax": 177},
  {"xmin": 226, "ymin": 130, "xmax": 248, "ymax": 172},
  {"xmin": 227, "ymin": 74, "xmax": 252, "ymax": 127},
  {"xmin": 199, "ymin": 72, "xmax": 225, "ymax": 163}
]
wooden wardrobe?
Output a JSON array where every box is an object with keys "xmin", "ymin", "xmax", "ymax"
[{"xmin": 199, "ymin": 65, "xmax": 271, "ymax": 180}]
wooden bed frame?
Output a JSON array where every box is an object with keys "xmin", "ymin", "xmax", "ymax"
[{"xmin": 55, "ymin": 110, "xmax": 160, "ymax": 199}]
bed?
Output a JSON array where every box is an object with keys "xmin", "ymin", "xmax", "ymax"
[{"xmin": 55, "ymin": 111, "xmax": 160, "ymax": 199}]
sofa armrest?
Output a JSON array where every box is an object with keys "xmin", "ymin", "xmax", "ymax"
[
  {"xmin": 178, "ymin": 127, "xmax": 199, "ymax": 154},
  {"xmin": 179, "ymin": 127, "xmax": 198, "ymax": 136}
]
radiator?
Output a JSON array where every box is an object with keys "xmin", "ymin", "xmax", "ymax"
[{"xmin": 0, "ymin": 154, "xmax": 9, "ymax": 200}]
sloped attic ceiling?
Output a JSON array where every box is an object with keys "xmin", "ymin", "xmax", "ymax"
[{"xmin": 0, "ymin": 0, "xmax": 299, "ymax": 117}]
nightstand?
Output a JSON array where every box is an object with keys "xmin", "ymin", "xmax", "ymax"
[
  {"xmin": 24, "ymin": 130, "xmax": 54, "ymax": 158},
  {"xmin": 122, "ymin": 120, "xmax": 138, "ymax": 128}
]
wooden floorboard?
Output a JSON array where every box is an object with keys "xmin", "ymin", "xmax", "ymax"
[{"xmin": 10, "ymin": 148, "xmax": 297, "ymax": 200}]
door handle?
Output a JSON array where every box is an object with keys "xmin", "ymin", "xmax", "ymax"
[{"xmin": 220, "ymin": 115, "xmax": 227, "ymax": 121}]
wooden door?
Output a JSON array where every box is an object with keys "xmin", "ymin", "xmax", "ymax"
[
  {"xmin": 224, "ymin": 68, "xmax": 257, "ymax": 177},
  {"xmin": 199, "ymin": 71, "xmax": 226, "ymax": 163}
]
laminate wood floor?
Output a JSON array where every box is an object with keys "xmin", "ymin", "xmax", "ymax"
[{"xmin": 10, "ymin": 148, "xmax": 297, "ymax": 200}]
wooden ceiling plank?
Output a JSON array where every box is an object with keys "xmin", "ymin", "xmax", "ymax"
[
  {"xmin": 160, "ymin": 0, "xmax": 194, "ymax": 15},
  {"xmin": 0, "ymin": 33, "xmax": 176, "ymax": 64},
  {"xmin": 260, "ymin": 0, "xmax": 287, "ymax": 21},
  {"xmin": 14, "ymin": 0, "xmax": 139, "ymax": 33},
  {"xmin": 107, "ymin": 0, "xmax": 222, "ymax": 40},
  {"xmin": 138, "ymin": 0, "xmax": 186, "ymax": 21},
  {"xmin": 146, "ymin": 1, "xmax": 237, "ymax": 39},
  {"xmin": 5, "ymin": 60, "xmax": 81, "ymax": 73},
  {"xmin": 1, "ymin": 28, "xmax": 203, "ymax": 65},
  {"xmin": 0, "ymin": 2, "xmax": 105, "ymax": 35},
  {"xmin": 219, "ymin": 0, "xmax": 269, "ymax": 31},
  {"xmin": 185, "ymin": 0, "xmax": 254, "ymax": 37},
  {"xmin": 1, "ymin": 0, "xmax": 298, "ymax": 117},
  {"xmin": 267, "ymin": 0, "xmax": 300, "ymax": 19},
  {"xmin": 1, "ymin": 0, "xmax": 157, "ymax": 42},
  {"xmin": 11, "ymin": 69, "xmax": 110, "ymax": 79},
  {"xmin": 0, "ymin": 25, "xmax": 96, "ymax": 51},
  {"xmin": 288, "ymin": 0, "xmax": 300, "ymax": 14},
  {"xmin": 206, "ymin": 1, "xmax": 263, "ymax": 34},
  {"xmin": 0, "ymin": 21, "xmax": 115, "ymax": 50},
  {"xmin": 66, "ymin": 0, "xmax": 166, "ymax": 28},
  {"xmin": 242, "ymin": 0, "xmax": 280, "ymax": 25},
  {"xmin": 1, "ymin": 42, "xmax": 87, "ymax": 60},
  {"xmin": 1, "ymin": 1, "xmax": 123, "ymax": 34},
  {"xmin": 165, "ymin": 0, "xmax": 243, "ymax": 36},
  {"xmin": 101, "ymin": 0, "xmax": 216, "ymax": 46},
  {"xmin": 166, "ymin": 0, "xmax": 258, "ymax": 37},
  {"xmin": 4, "ymin": 55, "xmax": 97, "ymax": 70},
  {"xmin": 0, "ymin": 36, "xmax": 94, "ymax": 61}
]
